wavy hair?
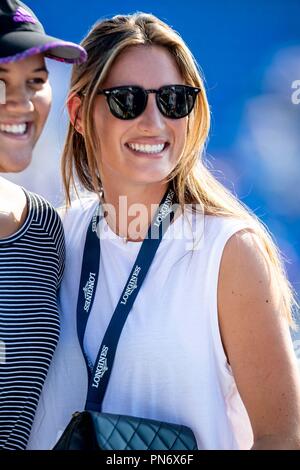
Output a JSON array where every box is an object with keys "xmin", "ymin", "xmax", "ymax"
[{"xmin": 61, "ymin": 12, "xmax": 298, "ymax": 325}]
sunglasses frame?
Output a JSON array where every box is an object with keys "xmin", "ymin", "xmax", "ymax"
[{"xmin": 97, "ymin": 84, "xmax": 201, "ymax": 120}]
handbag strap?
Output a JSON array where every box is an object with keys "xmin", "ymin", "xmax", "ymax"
[{"xmin": 76, "ymin": 187, "xmax": 176, "ymax": 411}]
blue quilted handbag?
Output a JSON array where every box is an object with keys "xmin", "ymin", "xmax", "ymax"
[{"xmin": 53, "ymin": 411, "xmax": 198, "ymax": 450}]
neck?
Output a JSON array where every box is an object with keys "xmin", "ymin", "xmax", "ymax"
[{"xmin": 100, "ymin": 181, "xmax": 169, "ymax": 242}]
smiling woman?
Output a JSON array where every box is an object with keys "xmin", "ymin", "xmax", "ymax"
[
  {"xmin": 26, "ymin": 12, "xmax": 300, "ymax": 451},
  {"xmin": 89, "ymin": 45, "xmax": 188, "ymax": 194},
  {"xmin": 0, "ymin": 0, "xmax": 86, "ymax": 451},
  {"xmin": 0, "ymin": 55, "xmax": 51, "ymax": 174}
]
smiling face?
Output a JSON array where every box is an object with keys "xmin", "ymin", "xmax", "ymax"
[
  {"xmin": 92, "ymin": 45, "xmax": 188, "ymax": 192},
  {"xmin": 0, "ymin": 54, "xmax": 52, "ymax": 173}
]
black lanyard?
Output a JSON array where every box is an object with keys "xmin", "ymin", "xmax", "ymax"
[{"xmin": 76, "ymin": 188, "xmax": 176, "ymax": 411}]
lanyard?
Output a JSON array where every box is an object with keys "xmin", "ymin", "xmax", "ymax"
[{"xmin": 76, "ymin": 187, "xmax": 176, "ymax": 411}]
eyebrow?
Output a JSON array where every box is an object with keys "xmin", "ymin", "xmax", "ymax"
[
  {"xmin": 33, "ymin": 67, "xmax": 49, "ymax": 74},
  {"xmin": 0, "ymin": 66, "xmax": 49, "ymax": 74}
]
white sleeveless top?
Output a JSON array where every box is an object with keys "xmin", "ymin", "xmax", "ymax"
[{"xmin": 28, "ymin": 196, "xmax": 254, "ymax": 450}]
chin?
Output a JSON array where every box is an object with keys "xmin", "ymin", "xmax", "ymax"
[
  {"xmin": 0, "ymin": 153, "xmax": 32, "ymax": 174},
  {"xmin": 130, "ymin": 170, "xmax": 172, "ymax": 185}
]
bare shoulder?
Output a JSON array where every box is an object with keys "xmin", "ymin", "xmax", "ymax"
[
  {"xmin": 0, "ymin": 177, "xmax": 27, "ymax": 238},
  {"xmin": 218, "ymin": 228, "xmax": 288, "ymax": 334},
  {"xmin": 217, "ymin": 228, "xmax": 300, "ymax": 448}
]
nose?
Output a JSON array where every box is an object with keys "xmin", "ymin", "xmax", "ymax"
[
  {"xmin": 136, "ymin": 92, "xmax": 165, "ymax": 132},
  {"xmin": 4, "ymin": 83, "xmax": 34, "ymax": 114}
]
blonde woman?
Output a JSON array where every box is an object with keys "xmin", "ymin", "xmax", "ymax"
[{"xmin": 28, "ymin": 13, "xmax": 300, "ymax": 450}]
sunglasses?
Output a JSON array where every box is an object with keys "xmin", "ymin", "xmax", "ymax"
[{"xmin": 97, "ymin": 84, "xmax": 201, "ymax": 120}]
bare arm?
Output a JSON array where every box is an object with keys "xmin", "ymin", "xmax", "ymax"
[{"xmin": 218, "ymin": 229, "xmax": 300, "ymax": 450}]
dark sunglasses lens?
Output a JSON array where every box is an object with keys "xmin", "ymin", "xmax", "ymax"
[
  {"xmin": 108, "ymin": 87, "xmax": 146, "ymax": 119},
  {"xmin": 158, "ymin": 86, "xmax": 197, "ymax": 118}
]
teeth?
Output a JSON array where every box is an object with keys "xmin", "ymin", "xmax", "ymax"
[
  {"xmin": 0, "ymin": 123, "xmax": 27, "ymax": 135},
  {"xmin": 128, "ymin": 143, "xmax": 165, "ymax": 154}
]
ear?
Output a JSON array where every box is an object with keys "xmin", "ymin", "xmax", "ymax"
[{"xmin": 67, "ymin": 94, "xmax": 84, "ymax": 135}]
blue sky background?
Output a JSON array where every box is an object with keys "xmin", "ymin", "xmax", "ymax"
[
  {"xmin": 26, "ymin": 0, "xmax": 300, "ymax": 148},
  {"xmin": 8, "ymin": 1, "xmax": 300, "ymax": 342}
]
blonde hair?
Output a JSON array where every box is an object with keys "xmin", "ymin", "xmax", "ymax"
[{"xmin": 61, "ymin": 12, "xmax": 298, "ymax": 326}]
